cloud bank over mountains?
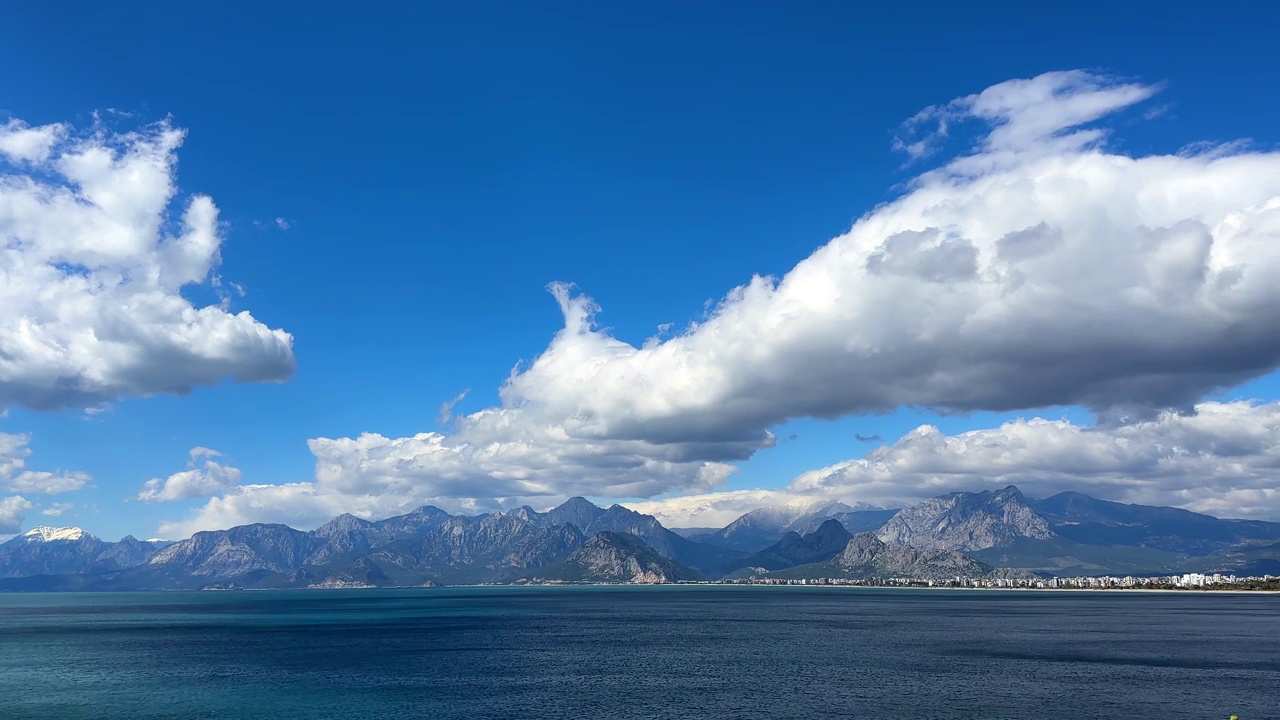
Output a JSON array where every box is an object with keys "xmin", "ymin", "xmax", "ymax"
[
  {"xmin": 151, "ymin": 70, "xmax": 1280, "ymax": 534},
  {"xmin": 634, "ymin": 400, "xmax": 1280, "ymax": 526},
  {"xmin": 0, "ymin": 117, "xmax": 295, "ymax": 413}
]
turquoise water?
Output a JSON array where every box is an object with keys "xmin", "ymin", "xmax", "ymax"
[{"xmin": 0, "ymin": 586, "xmax": 1274, "ymax": 719}]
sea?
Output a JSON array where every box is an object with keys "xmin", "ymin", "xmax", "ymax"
[{"xmin": 0, "ymin": 586, "xmax": 1274, "ymax": 720}]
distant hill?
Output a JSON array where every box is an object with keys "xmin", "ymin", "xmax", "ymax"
[{"xmin": 1028, "ymin": 492, "xmax": 1280, "ymax": 553}]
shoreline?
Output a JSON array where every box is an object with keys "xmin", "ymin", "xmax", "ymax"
[
  {"xmin": 450, "ymin": 582, "xmax": 1280, "ymax": 595},
  {"xmin": 2, "ymin": 583, "xmax": 1277, "ymax": 595},
  {"xmin": 518, "ymin": 583, "xmax": 1280, "ymax": 595}
]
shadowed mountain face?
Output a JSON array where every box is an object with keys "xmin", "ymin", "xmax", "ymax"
[
  {"xmin": 522, "ymin": 532, "xmax": 702, "ymax": 584},
  {"xmin": 354, "ymin": 513, "xmax": 587, "ymax": 585},
  {"xmin": 1028, "ymin": 492, "xmax": 1280, "ymax": 553},
  {"xmin": 732, "ymin": 519, "xmax": 853, "ymax": 572},
  {"xmin": 504, "ymin": 498, "xmax": 745, "ymax": 575},
  {"xmin": 770, "ymin": 533, "xmax": 996, "ymax": 582}
]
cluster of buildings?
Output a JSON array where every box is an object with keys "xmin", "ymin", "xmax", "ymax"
[
  {"xmin": 1028, "ymin": 572, "xmax": 1274, "ymax": 589},
  {"xmin": 715, "ymin": 572, "xmax": 1279, "ymax": 590}
]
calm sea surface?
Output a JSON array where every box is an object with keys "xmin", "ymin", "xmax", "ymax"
[{"xmin": 0, "ymin": 586, "xmax": 1274, "ymax": 719}]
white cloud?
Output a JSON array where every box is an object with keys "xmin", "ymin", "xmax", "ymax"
[
  {"xmin": 137, "ymin": 447, "xmax": 243, "ymax": 503},
  {"xmin": 41, "ymin": 502, "xmax": 73, "ymax": 517},
  {"xmin": 0, "ymin": 116, "xmax": 296, "ymax": 412},
  {"xmin": 625, "ymin": 400, "xmax": 1280, "ymax": 525},
  {"xmin": 624, "ymin": 489, "xmax": 814, "ymax": 529},
  {"xmin": 436, "ymin": 389, "xmax": 469, "ymax": 426},
  {"xmin": 0, "ymin": 432, "xmax": 90, "ymax": 494},
  {"xmin": 0, "ymin": 496, "xmax": 32, "ymax": 534},
  {"xmin": 158, "ymin": 425, "xmax": 738, "ymax": 537},
  {"xmin": 168, "ymin": 70, "xmax": 1280, "ymax": 533},
  {"xmin": 0, "ymin": 119, "xmax": 67, "ymax": 164},
  {"xmin": 787, "ymin": 400, "xmax": 1280, "ymax": 520},
  {"xmin": 894, "ymin": 71, "xmax": 1158, "ymax": 170},
  {"xmin": 496, "ymin": 72, "xmax": 1280, "ymax": 451}
]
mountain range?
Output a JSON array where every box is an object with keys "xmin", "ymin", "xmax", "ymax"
[{"xmin": 2, "ymin": 486, "xmax": 1278, "ymax": 591}]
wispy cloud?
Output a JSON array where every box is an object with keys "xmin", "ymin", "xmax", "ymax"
[
  {"xmin": 0, "ymin": 433, "xmax": 91, "ymax": 495},
  {"xmin": 41, "ymin": 502, "xmax": 73, "ymax": 517},
  {"xmin": 437, "ymin": 389, "xmax": 470, "ymax": 427},
  {"xmin": 253, "ymin": 217, "xmax": 293, "ymax": 230}
]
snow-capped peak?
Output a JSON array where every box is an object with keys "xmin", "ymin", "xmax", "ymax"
[{"xmin": 20, "ymin": 526, "xmax": 92, "ymax": 542}]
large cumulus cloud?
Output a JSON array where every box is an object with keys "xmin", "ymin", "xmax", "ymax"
[
  {"xmin": 0, "ymin": 117, "xmax": 295, "ymax": 412},
  {"xmin": 167, "ymin": 70, "xmax": 1280, "ymax": 534},
  {"xmin": 504, "ymin": 72, "xmax": 1280, "ymax": 447}
]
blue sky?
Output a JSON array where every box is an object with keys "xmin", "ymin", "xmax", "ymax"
[{"xmin": 2, "ymin": 2, "xmax": 1280, "ymax": 539}]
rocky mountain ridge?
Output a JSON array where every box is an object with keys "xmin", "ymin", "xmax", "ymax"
[
  {"xmin": 877, "ymin": 485, "xmax": 1053, "ymax": 552},
  {"xmin": 4, "ymin": 487, "xmax": 1278, "ymax": 590},
  {"xmin": 768, "ymin": 532, "xmax": 1001, "ymax": 582},
  {"xmin": 0, "ymin": 527, "xmax": 168, "ymax": 579},
  {"xmin": 523, "ymin": 532, "xmax": 702, "ymax": 584}
]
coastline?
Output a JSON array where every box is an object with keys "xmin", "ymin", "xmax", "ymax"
[{"xmin": 472, "ymin": 582, "xmax": 1280, "ymax": 595}]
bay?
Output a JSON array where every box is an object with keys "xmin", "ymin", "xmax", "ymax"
[{"xmin": 0, "ymin": 586, "xmax": 1274, "ymax": 719}]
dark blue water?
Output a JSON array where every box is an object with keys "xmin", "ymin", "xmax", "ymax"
[{"xmin": 0, "ymin": 586, "xmax": 1274, "ymax": 719}]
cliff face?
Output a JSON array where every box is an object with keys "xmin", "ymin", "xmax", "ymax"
[
  {"xmin": 523, "ymin": 532, "xmax": 702, "ymax": 584},
  {"xmin": 878, "ymin": 486, "xmax": 1053, "ymax": 552},
  {"xmin": 148, "ymin": 524, "xmax": 321, "ymax": 577},
  {"xmin": 769, "ymin": 533, "xmax": 995, "ymax": 582}
]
